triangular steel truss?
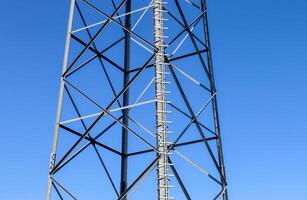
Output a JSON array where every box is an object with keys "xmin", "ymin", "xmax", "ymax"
[{"xmin": 46, "ymin": 0, "xmax": 228, "ymax": 199}]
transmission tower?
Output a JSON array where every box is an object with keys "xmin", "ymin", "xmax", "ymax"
[{"xmin": 46, "ymin": 0, "xmax": 228, "ymax": 199}]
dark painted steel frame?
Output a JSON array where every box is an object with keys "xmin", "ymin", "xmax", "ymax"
[{"xmin": 49, "ymin": 0, "xmax": 228, "ymax": 199}]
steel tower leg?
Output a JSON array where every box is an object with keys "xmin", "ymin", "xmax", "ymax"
[
  {"xmin": 201, "ymin": 0, "xmax": 228, "ymax": 199},
  {"xmin": 120, "ymin": 0, "xmax": 131, "ymax": 199},
  {"xmin": 46, "ymin": 0, "xmax": 76, "ymax": 199},
  {"xmin": 154, "ymin": 0, "xmax": 170, "ymax": 199}
]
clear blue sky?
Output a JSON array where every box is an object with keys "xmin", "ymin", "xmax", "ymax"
[{"xmin": 0, "ymin": 0, "xmax": 307, "ymax": 199}]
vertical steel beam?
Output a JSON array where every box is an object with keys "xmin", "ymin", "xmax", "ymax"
[
  {"xmin": 154, "ymin": 0, "xmax": 170, "ymax": 199},
  {"xmin": 120, "ymin": 0, "xmax": 131, "ymax": 198},
  {"xmin": 46, "ymin": 0, "xmax": 76, "ymax": 199},
  {"xmin": 200, "ymin": 0, "xmax": 228, "ymax": 199}
]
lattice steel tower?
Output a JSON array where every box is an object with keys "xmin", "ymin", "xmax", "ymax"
[{"xmin": 46, "ymin": 0, "xmax": 228, "ymax": 199}]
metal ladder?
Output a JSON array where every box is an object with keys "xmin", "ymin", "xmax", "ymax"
[{"xmin": 154, "ymin": 0, "xmax": 174, "ymax": 199}]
